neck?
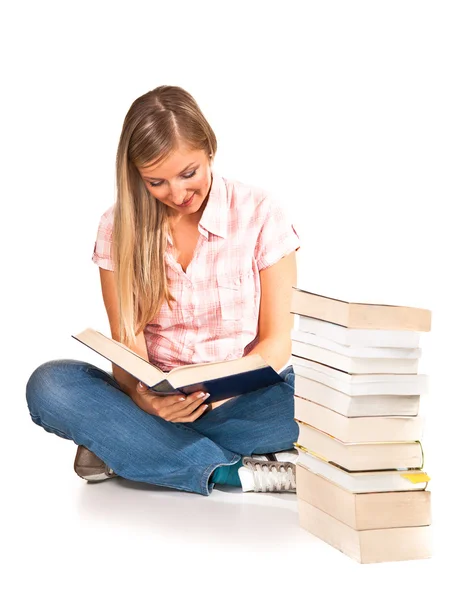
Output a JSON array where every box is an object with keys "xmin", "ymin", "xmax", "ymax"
[{"xmin": 169, "ymin": 206, "xmax": 203, "ymax": 229}]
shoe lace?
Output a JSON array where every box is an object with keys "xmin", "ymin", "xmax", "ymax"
[{"xmin": 243, "ymin": 459, "xmax": 296, "ymax": 492}]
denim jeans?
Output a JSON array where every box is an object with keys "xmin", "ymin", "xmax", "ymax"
[{"xmin": 25, "ymin": 359, "xmax": 297, "ymax": 496}]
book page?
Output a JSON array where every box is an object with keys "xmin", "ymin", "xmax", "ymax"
[{"xmin": 72, "ymin": 328, "xmax": 165, "ymax": 385}]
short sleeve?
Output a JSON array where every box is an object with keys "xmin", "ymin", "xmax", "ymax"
[
  {"xmin": 254, "ymin": 193, "xmax": 301, "ymax": 270},
  {"xmin": 91, "ymin": 205, "xmax": 115, "ymax": 271}
]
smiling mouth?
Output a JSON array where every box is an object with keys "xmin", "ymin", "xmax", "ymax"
[{"xmin": 181, "ymin": 193, "xmax": 195, "ymax": 206}]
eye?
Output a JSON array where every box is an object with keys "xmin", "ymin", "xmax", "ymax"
[{"xmin": 148, "ymin": 169, "xmax": 197, "ymax": 188}]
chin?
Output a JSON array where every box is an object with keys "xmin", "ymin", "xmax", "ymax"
[{"xmin": 190, "ymin": 193, "xmax": 204, "ymax": 208}]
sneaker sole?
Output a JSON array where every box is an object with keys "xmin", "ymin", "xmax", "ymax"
[
  {"xmin": 74, "ymin": 467, "xmax": 118, "ymax": 481},
  {"xmin": 80, "ymin": 473, "xmax": 116, "ymax": 482}
]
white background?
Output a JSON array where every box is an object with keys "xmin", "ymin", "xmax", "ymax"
[{"xmin": 2, "ymin": 1, "xmax": 462, "ymax": 597}]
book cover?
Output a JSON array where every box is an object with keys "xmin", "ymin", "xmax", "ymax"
[
  {"xmin": 291, "ymin": 288, "xmax": 432, "ymax": 332},
  {"xmin": 294, "ymin": 396, "xmax": 424, "ymax": 442},
  {"xmin": 295, "ymin": 445, "xmax": 430, "ymax": 493},
  {"xmin": 296, "ymin": 420, "xmax": 424, "ymax": 470},
  {"xmin": 295, "ymin": 315, "xmax": 422, "ymax": 348},
  {"xmin": 298, "ymin": 498, "xmax": 432, "ymax": 563},
  {"xmin": 72, "ymin": 328, "xmax": 283, "ymax": 403},
  {"xmin": 291, "ymin": 328, "xmax": 422, "ymax": 358},
  {"xmin": 294, "ymin": 375, "xmax": 420, "ymax": 417},
  {"xmin": 291, "ymin": 339, "xmax": 419, "ymax": 374},
  {"xmin": 292, "ymin": 355, "xmax": 428, "ymax": 396},
  {"xmin": 296, "ymin": 464, "xmax": 431, "ymax": 530}
]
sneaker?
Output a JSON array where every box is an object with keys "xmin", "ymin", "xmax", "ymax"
[
  {"xmin": 74, "ymin": 445, "xmax": 118, "ymax": 482},
  {"xmin": 238, "ymin": 449, "xmax": 298, "ymax": 492}
]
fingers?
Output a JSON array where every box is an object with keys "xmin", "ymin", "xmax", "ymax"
[
  {"xmin": 171, "ymin": 401, "xmax": 209, "ymax": 423},
  {"xmin": 168, "ymin": 390, "xmax": 210, "ymax": 421},
  {"xmin": 137, "ymin": 382, "xmax": 185, "ymax": 409},
  {"xmin": 137, "ymin": 381, "xmax": 210, "ymax": 421}
]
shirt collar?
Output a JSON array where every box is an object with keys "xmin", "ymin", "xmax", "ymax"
[
  {"xmin": 197, "ymin": 168, "xmax": 228, "ymax": 239},
  {"xmin": 166, "ymin": 168, "xmax": 228, "ymax": 246}
]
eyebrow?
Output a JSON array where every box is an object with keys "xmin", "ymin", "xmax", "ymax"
[{"xmin": 142, "ymin": 162, "xmax": 197, "ymax": 181}]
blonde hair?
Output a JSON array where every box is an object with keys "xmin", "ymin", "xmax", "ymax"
[{"xmin": 112, "ymin": 85, "xmax": 217, "ymax": 348}]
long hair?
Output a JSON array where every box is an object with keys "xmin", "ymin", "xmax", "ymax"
[{"xmin": 112, "ymin": 85, "xmax": 217, "ymax": 348}]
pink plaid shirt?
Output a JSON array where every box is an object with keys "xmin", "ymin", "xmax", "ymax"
[{"xmin": 92, "ymin": 169, "xmax": 300, "ymax": 372}]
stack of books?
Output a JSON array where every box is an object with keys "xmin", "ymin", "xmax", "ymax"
[{"xmin": 290, "ymin": 289, "xmax": 432, "ymax": 564}]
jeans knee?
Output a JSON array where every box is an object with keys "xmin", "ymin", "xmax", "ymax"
[{"xmin": 25, "ymin": 358, "xmax": 89, "ymax": 417}]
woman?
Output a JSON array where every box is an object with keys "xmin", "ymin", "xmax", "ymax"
[{"xmin": 25, "ymin": 85, "xmax": 301, "ymax": 496}]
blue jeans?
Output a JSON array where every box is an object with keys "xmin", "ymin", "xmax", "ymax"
[{"xmin": 25, "ymin": 359, "xmax": 297, "ymax": 496}]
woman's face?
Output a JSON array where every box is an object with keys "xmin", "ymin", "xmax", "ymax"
[{"xmin": 138, "ymin": 142, "xmax": 212, "ymax": 218}]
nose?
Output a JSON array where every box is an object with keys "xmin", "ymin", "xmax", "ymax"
[{"xmin": 169, "ymin": 180, "xmax": 188, "ymax": 205}]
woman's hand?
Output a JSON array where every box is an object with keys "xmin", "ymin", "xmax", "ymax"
[{"xmin": 130, "ymin": 381, "xmax": 210, "ymax": 423}]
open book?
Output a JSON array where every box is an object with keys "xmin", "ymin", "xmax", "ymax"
[{"xmin": 72, "ymin": 328, "xmax": 283, "ymax": 403}]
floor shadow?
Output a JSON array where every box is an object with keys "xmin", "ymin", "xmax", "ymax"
[{"xmin": 75, "ymin": 477, "xmax": 306, "ymax": 550}]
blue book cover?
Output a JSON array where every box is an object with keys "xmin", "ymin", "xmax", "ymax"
[
  {"xmin": 72, "ymin": 328, "xmax": 284, "ymax": 403},
  {"xmin": 150, "ymin": 366, "xmax": 283, "ymax": 402}
]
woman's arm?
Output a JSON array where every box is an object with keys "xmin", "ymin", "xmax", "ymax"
[
  {"xmin": 208, "ymin": 252, "xmax": 297, "ymax": 411},
  {"xmin": 246, "ymin": 251, "xmax": 297, "ymax": 372},
  {"xmin": 97, "ymin": 267, "xmax": 151, "ymax": 399}
]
